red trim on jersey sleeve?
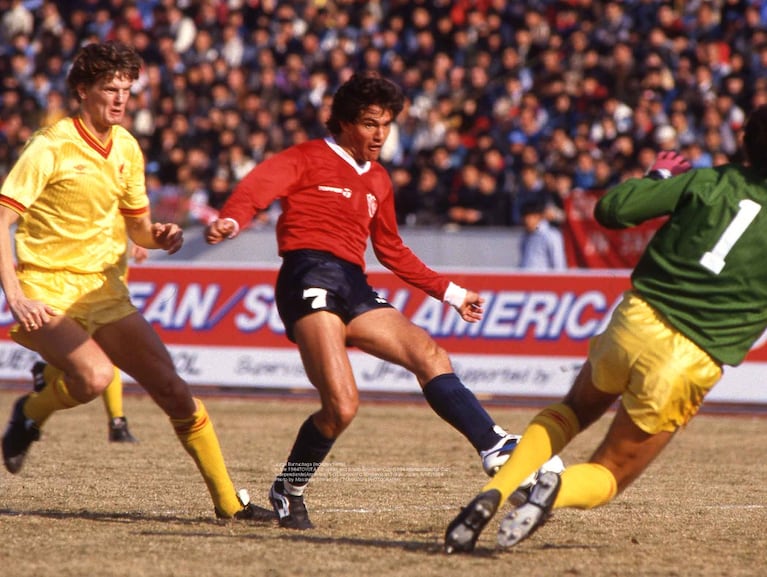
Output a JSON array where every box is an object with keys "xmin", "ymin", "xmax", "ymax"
[
  {"xmin": 0, "ymin": 195, "xmax": 26, "ymax": 214},
  {"xmin": 73, "ymin": 117, "xmax": 113, "ymax": 158},
  {"xmin": 119, "ymin": 206, "xmax": 149, "ymax": 217}
]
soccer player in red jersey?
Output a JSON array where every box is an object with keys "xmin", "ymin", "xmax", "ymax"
[{"xmin": 206, "ymin": 73, "xmax": 558, "ymax": 529}]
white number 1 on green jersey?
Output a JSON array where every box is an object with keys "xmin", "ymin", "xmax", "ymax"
[{"xmin": 700, "ymin": 199, "xmax": 761, "ymax": 274}]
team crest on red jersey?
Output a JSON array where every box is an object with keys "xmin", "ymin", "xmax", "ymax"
[{"xmin": 366, "ymin": 193, "xmax": 378, "ymax": 217}]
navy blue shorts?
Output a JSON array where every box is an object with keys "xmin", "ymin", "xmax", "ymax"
[{"xmin": 276, "ymin": 250, "xmax": 393, "ymax": 342}]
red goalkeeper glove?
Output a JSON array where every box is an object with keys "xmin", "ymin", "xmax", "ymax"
[{"xmin": 647, "ymin": 150, "xmax": 692, "ymax": 180}]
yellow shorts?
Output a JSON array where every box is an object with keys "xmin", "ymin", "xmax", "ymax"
[
  {"xmin": 589, "ymin": 291, "xmax": 722, "ymax": 434},
  {"xmin": 12, "ymin": 265, "xmax": 137, "ymax": 336}
]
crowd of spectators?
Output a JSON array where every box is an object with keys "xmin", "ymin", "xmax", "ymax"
[{"xmin": 1, "ymin": 0, "xmax": 766, "ymax": 230}]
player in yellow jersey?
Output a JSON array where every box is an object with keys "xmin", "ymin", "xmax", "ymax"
[
  {"xmin": 31, "ymin": 75, "xmax": 139, "ymax": 444},
  {"xmin": 0, "ymin": 41, "xmax": 256, "ymax": 520}
]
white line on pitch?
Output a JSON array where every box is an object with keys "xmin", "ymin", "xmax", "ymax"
[
  {"xmin": 701, "ymin": 504, "xmax": 766, "ymax": 510},
  {"xmin": 320, "ymin": 505, "xmax": 457, "ymax": 513}
]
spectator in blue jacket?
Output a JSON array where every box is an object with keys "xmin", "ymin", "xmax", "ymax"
[{"xmin": 518, "ymin": 198, "xmax": 567, "ymax": 270}]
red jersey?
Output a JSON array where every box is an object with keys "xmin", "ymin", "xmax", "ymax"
[{"xmin": 220, "ymin": 138, "xmax": 450, "ymax": 300}]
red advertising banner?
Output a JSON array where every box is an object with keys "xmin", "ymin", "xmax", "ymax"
[
  {"xmin": 0, "ymin": 265, "xmax": 764, "ymax": 402},
  {"xmin": 124, "ymin": 265, "xmax": 631, "ymax": 358},
  {"xmin": 562, "ymin": 189, "xmax": 666, "ymax": 269}
]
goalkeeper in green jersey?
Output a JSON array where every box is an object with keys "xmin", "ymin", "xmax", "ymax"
[{"xmin": 445, "ymin": 104, "xmax": 767, "ymax": 554}]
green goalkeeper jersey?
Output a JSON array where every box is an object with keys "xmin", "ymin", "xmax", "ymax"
[{"xmin": 595, "ymin": 164, "xmax": 767, "ymax": 366}]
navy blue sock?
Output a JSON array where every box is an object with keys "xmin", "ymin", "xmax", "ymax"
[
  {"xmin": 278, "ymin": 416, "xmax": 335, "ymax": 488},
  {"xmin": 423, "ymin": 373, "xmax": 501, "ymax": 452}
]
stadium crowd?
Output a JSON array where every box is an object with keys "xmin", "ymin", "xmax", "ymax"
[{"xmin": 0, "ymin": 0, "xmax": 765, "ymax": 229}]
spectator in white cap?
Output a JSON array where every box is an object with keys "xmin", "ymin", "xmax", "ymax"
[{"xmin": 655, "ymin": 124, "xmax": 678, "ymax": 150}]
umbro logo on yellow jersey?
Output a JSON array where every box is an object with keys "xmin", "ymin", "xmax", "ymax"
[{"xmin": 74, "ymin": 164, "xmax": 86, "ymax": 171}]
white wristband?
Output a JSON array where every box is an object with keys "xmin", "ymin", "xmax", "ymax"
[
  {"xmin": 443, "ymin": 281, "xmax": 467, "ymax": 308},
  {"xmin": 220, "ymin": 217, "xmax": 240, "ymax": 239}
]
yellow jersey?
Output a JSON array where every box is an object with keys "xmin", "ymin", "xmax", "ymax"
[{"xmin": 0, "ymin": 116, "xmax": 148, "ymax": 274}]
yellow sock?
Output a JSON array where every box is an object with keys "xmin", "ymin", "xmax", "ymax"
[
  {"xmin": 484, "ymin": 403, "xmax": 580, "ymax": 503},
  {"xmin": 171, "ymin": 398, "xmax": 240, "ymax": 517},
  {"xmin": 24, "ymin": 365, "xmax": 81, "ymax": 427},
  {"xmin": 553, "ymin": 463, "xmax": 617, "ymax": 509},
  {"xmin": 101, "ymin": 367, "xmax": 124, "ymax": 420}
]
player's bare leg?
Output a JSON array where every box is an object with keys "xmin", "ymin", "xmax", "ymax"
[
  {"xmin": 96, "ymin": 312, "xmax": 252, "ymax": 519},
  {"xmin": 349, "ymin": 308, "xmax": 518, "ymax": 473},
  {"xmin": 270, "ymin": 311, "xmax": 356, "ymax": 529},
  {"xmin": 3, "ymin": 317, "xmax": 115, "ymax": 473}
]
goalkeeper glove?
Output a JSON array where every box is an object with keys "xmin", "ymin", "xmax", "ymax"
[{"xmin": 646, "ymin": 150, "xmax": 691, "ymax": 180}]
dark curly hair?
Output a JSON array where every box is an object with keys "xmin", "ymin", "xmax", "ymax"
[
  {"xmin": 742, "ymin": 105, "xmax": 767, "ymax": 177},
  {"xmin": 67, "ymin": 41, "xmax": 143, "ymax": 101},
  {"xmin": 326, "ymin": 72, "xmax": 405, "ymax": 135}
]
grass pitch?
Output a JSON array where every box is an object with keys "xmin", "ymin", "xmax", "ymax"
[{"xmin": 0, "ymin": 389, "xmax": 765, "ymax": 577}]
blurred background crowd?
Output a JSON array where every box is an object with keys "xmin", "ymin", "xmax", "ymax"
[{"xmin": 0, "ymin": 0, "xmax": 764, "ymax": 231}]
